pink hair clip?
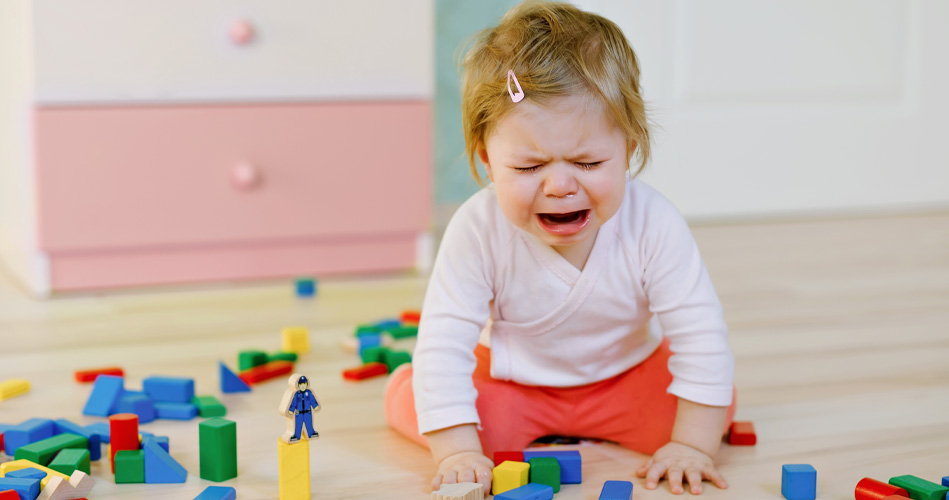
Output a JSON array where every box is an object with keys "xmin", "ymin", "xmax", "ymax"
[{"xmin": 507, "ymin": 70, "xmax": 525, "ymax": 103}]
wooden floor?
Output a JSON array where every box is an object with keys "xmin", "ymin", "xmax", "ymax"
[{"xmin": 1, "ymin": 212, "xmax": 947, "ymax": 499}]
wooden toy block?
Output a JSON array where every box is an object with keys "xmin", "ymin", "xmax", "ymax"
[
  {"xmin": 82, "ymin": 423, "xmax": 110, "ymax": 444},
  {"xmin": 48, "ymin": 448, "xmax": 90, "ymax": 476},
  {"xmin": 194, "ymin": 485, "xmax": 237, "ymax": 500},
  {"xmin": 36, "ymin": 470, "xmax": 95, "ymax": 500},
  {"xmin": 382, "ymin": 350, "xmax": 412, "ymax": 372},
  {"xmin": 192, "ymin": 395, "xmax": 227, "ymax": 418},
  {"xmin": 492, "ymin": 461, "xmax": 530, "ymax": 496},
  {"xmin": 0, "ymin": 459, "xmax": 70, "ymax": 489},
  {"xmin": 109, "ymin": 413, "xmax": 139, "ymax": 473},
  {"xmin": 528, "ymin": 457, "xmax": 560, "ymax": 493},
  {"xmin": 53, "ymin": 419, "xmax": 102, "ymax": 461},
  {"xmin": 727, "ymin": 421, "xmax": 757, "ymax": 445},
  {"xmin": 374, "ymin": 318, "xmax": 401, "ymax": 330},
  {"xmin": 385, "ymin": 325, "xmax": 419, "ymax": 339},
  {"xmin": 3, "ymin": 419, "xmax": 55, "ymax": 457},
  {"xmin": 73, "ymin": 367, "xmax": 123, "ymax": 383},
  {"xmin": 431, "ymin": 482, "xmax": 483, "ymax": 500},
  {"xmin": 219, "ymin": 361, "xmax": 252, "ymax": 393},
  {"xmin": 143, "ymin": 376, "xmax": 195, "ymax": 403},
  {"xmin": 0, "ymin": 379, "xmax": 30, "ymax": 401},
  {"xmin": 268, "ymin": 351, "xmax": 299, "ymax": 363},
  {"xmin": 115, "ymin": 394, "xmax": 156, "ymax": 423},
  {"xmin": 15, "ymin": 433, "xmax": 88, "ymax": 466},
  {"xmin": 782, "ymin": 464, "xmax": 817, "ymax": 500},
  {"xmin": 855, "ymin": 477, "xmax": 909, "ymax": 500},
  {"xmin": 114, "ymin": 450, "xmax": 145, "ymax": 483},
  {"xmin": 0, "ymin": 490, "xmax": 18, "ymax": 500},
  {"xmin": 238, "ymin": 350, "xmax": 269, "ymax": 371},
  {"xmin": 199, "ymin": 418, "xmax": 237, "ymax": 482},
  {"xmin": 494, "ymin": 482, "xmax": 554, "ymax": 500},
  {"xmin": 0, "ymin": 477, "xmax": 40, "ymax": 500},
  {"xmin": 277, "ymin": 437, "xmax": 310, "ymax": 500},
  {"xmin": 943, "ymin": 476, "xmax": 949, "ymax": 487},
  {"xmin": 81, "ymin": 375, "xmax": 124, "ymax": 417},
  {"xmin": 294, "ymin": 277, "xmax": 316, "ymax": 298},
  {"xmin": 357, "ymin": 333, "xmax": 383, "ymax": 355},
  {"xmin": 360, "ymin": 345, "xmax": 390, "ymax": 364},
  {"xmin": 282, "ymin": 326, "xmax": 311, "ymax": 354},
  {"xmin": 522, "ymin": 450, "xmax": 582, "ymax": 484},
  {"xmin": 599, "ymin": 480, "xmax": 634, "ymax": 500},
  {"xmin": 142, "ymin": 436, "xmax": 186, "ymax": 484},
  {"xmin": 342, "ymin": 362, "xmax": 389, "ymax": 381},
  {"xmin": 400, "ymin": 309, "xmax": 421, "ymax": 324},
  {"xmin": 888, "ymin": 475, "xmax": 949, "ymax": 500},
  {"xmin": 239, "ymin": 361, "xmax": 295, "ymax": 385},
  {"xmin": 154, "ymin": 402, "xmax": 198, "ymax": 420},
  {"xmin": 494, "ymin": 451, "xmax": 525, "ymax": 466},
  {"xmin": 355, "ymin": 324, "xmax": 383, "ymax": 337},
  {"xmin": 5, "ymin": 468, "xmax": 46, "ymax": 480}
]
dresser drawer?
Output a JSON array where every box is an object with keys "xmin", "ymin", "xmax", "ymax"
[
  {"xmin": 32, "ymin": 0, "xmax": 433, "ymax": 104},
  {"xmin": 35, "ymin": 101, "xmax": 431, "ymax": 252}
]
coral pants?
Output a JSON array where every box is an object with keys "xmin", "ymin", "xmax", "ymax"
[{"xmin": 384, "ymin": 339, "xmax": 737, "ymax": 457}]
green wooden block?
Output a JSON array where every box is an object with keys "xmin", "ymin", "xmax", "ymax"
[
  {"xmin": 268, "ymin": 351, "xmax": 298, "ymax": 363},
  {"xmin": 14, "ymin": 433, "xmax": 88, "ymax": 466},
  {"xmin": 48, "ymin": 448, "xmax": 91, "ymax": 475},
  {"xmin": 355, "ymin": 324, "xmax": 382, "ymax": 337},
  {"xmin": 115, "ymin": 449, "xmax": 145, "ymax": 483},
  {"xmin": 199, "ymin": 417, "xmax": 237, "ymax": 482},
  {"xmin": 385, "ymin": 326, "xmax": 419, "ymax": 339},
  {"xmin": 383, "ymin": 350, "xmax": 412, "ymax": 372},
  {"xmin": 528, "ymin": 457, "xmax": 561, "ymax": 493},
  {"xmin": 889, "ymin": 475, "xmax": 949, "ymax": 500},
  {"xmin": 361, "ymin": 346, "xmax": 390, "ymax": 364},
  {"xmin": 238, "ymin": 350, "xmax": 268, "ymax": 371},
  {"xmin": 192, "ymin": 395, "xmax": 228, "ymax": 417}
]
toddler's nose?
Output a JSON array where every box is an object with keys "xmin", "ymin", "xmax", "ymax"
[{"xmin": 543, "ymin": 166, "xmax": 579, "ymax": 198}]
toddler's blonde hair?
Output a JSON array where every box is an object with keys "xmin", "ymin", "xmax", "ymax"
[{"xmin": 461, "ymin": 0, "xmax": 651, "ymax": 185}]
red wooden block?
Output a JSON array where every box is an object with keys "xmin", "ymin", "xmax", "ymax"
[
  {"xmin": 0, "ymin": 490, "xmax": 22, "ymax": 499},
  {"xmin": 109, "ymin": 413, "xmax": 139, "ymax": 473},
  {"xmin": 343, "ymin": 362, "xmax": 389, "ymax": 381},
  {"xmin": 727, "ymin": 421, "xmax": 757, "ymax": 445},
  {"xmin": 239, "ymin": 360, "xmax": 294, "ymax": 385},
  {"xmin": 855, "ymin": 477, "xmax": 909, "ymax": 500},
  {"xmin": 0, "ymin": 431, "xmax": 4, "ymax": 454},
  {"xmin": 400, "ymin": 310, "xmax": 421, "ymax": 324},
  {"xmin": 493, "ymin": 450, "xmax": 525, "ymax": 466},
  {"xmin": 74, "ymin": 366, "xmax": 124, "ymax": 383}
]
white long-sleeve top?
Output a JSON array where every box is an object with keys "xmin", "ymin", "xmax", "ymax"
[{"xmin": 412, "ymin": 179, "xmax": 734, "ymax": 434}]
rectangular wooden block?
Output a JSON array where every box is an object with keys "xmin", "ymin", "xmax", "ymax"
[
  {"xmin": 115, "ymin": 450, "xmax": 145, "ymax": 484},
  {"xmin": 727, "ymin": 421, "xmax": 757, "ymax": 445},
  {"xmin": 47, "ymin": 448, "xmax": 91, "ymax": 476},
  {"xmin": 15, "ymin": 433, "xmax": 88, "ymax": 466},
  {"xmin": 74, "ymin": 367, "xmax": 124, "ymax": 383},
  {"xmin": 239, "ymin": 361, "xmax": 294, "ymax": 385},
  {"xmin": 199, "ymin": 418, "xmax": 237, "ymax": 482},
  {"xmin": 0, "ymin": 379, "xmax": 31, "ymax": 400},
  {"xmin": 888, "ymin": 475, "xmax": 949, "ymax": 500},
  {"xmin": 431, "ymin": 482, "xmax": 483, "ymax": 500},
  {"xmin": 191, "ymin": 395, "xmax": 227, "ymax": 418},
  {"xmin": 278, "ymin": 437, "xmax": 310, "ymax": 500}
]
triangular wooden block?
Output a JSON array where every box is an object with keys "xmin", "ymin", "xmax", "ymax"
[
  {"xmin": 219, "ymin": 361, "xmax": 251, "ymax": 393},
  {"xmin": 143, "ymin": 437, "xmax": 187, "ymax": 483}
]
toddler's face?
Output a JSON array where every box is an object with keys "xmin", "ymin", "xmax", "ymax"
[{"xmin": 480, "ymin": 94, "xmax": 628, "ymax": 262}]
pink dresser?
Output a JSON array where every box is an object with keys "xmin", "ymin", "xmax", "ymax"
[{"xmin": 0, "ymin": 1, "xmax": 433, "ymax": 294}]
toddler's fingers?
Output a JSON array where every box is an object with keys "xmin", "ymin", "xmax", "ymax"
[
  {"xmin": 667, "ymin": 466, "xmax": 684, "ymax": 495},
  {"xmin": 644, "ymin": 462, "xmax": 667, "ymax": 489},
  {"xmin": 685, "ymin": 468, "xmax": 704, "ymax": 495},
  {"xmin": 457, "ymin": 468, "xmax": 476, "ymax": 484},
  {"xmin": 431, "ymin": 473, "xmax": 443, "ymax": 493},
  {"xmin": 475, "ymin": 466, "xmax": 493, "ymax": 494},
  {"xmin": 703, "ymin": 465, "xmax": 729, "ymax": 489},
  {"xmin": 441, "ymin": 471, "xmax": 458, "ymax": 485},
  {"xmin": 635, "ymin": 458, "xmax": 654, "ymax": 476}
]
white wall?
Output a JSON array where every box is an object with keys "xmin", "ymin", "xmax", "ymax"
[{"xmin": 581, "ymin": 0, "xmax": 949, "ymax": 220}]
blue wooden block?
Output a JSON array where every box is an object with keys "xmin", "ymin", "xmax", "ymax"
[
  {"xmin": 153, "ymin": 435, "xmax": 170, "ymax": 453},
  {"xmin": 116, "ymin": 394, "xmax": 157, "ymax": 423},
  {"xmin": 373, "ymin": 318, "xmax": 402, "ymax": 330},
  {"xmin": 82, "ymin": 374, "xmax": 124, "ymax": 416},
  {"xmin": 942, "ymin": 476, "xmax": 948, "ymax": 487},
  {"xmin": 219, "ymin": 361, "xmax": 251, "ymax": 393},
  {"xmin": 53, "ymin": 418, "xmax": 102, "ymax": 461},
  {"xmin": 0, "ymin": 477, "xmax": 41, "ymax": 500},
  {"xmin": 6, "ymin": 467, "xmax": 47, "ymax": 480},
  {"xmin": 358, "ymin": 333, "xmax": 383, "ymax": 356},
  {"xmin": 84, "ymin": 422, "xmax": 111, "ymax": 444},
  {"xmin": 143, "ymin": 436, "xmax": 187, "ymax": 483},
  {"xmin": 154, "ymin": 402, "xmax": 198, "ymax": 420},
  {"xmin": 4, "ymin": 418, "xmax": 55, "ymax": 456},
  {"xmin": 494, "ymin": 483, "xmax": 554, "ymax": 500},
  {"xmin": 194, "ymin": 485, "xmax": 238, "ymax": 500},
  {"xmin": 295, "ymin": 277, "xmax": 316, "ymax": 298},
  {"xmin": 143, "ymin": 376, "xmax": 195, "ymax": 403},
  {"xmin": 599, "ymin": 480, "xmax": 633, "ymax": 500},
  {"xmin": 782, "ymin": 464, "xmax": 817, "ymax": 500},
  {"xmin": 522, "ymin": 450, "xmax": 582, "ymax": 484}
]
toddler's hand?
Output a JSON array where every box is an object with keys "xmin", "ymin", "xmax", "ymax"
[
  {"xmin": 635, "ymin": 441, "xmax": 728, "ymax": 495},
  {"xmin": 431, "ymin": 450, "xmax": 494, "ymax": 496}
]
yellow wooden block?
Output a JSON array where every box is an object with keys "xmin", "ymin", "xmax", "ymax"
[
  {"xmin": 0, "ymin": 378, "xmax": 30, "ymax": 400},
  {"xmin": 278, "ymin": 437, "xmax": 310, "ymax": 500},
  {"xmin": 282, "ymin": 326, "xmax": 310, "ymax": 354},
  {"xmin": 492, "ymin": 460, "xmax": 530, "ymax": 495},
  {"xmin": 0, "ymin": 459, "xmax": 70, "ymax": 489}
]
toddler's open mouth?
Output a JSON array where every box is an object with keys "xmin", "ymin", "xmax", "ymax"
[{"xmin": 536, "ymin": 209, "xmax": 591, "ymax": 235}]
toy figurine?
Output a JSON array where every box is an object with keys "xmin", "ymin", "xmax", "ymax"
[{"xmin": 277, "ymin": 373, "xmax": 320, "ymax": 443}]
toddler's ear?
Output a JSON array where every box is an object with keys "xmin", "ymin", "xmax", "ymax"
[{"xmin": 477, "ymin": 146, "xmax": 493, "ymax": 182}]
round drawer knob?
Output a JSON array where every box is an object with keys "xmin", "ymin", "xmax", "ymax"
[
  {"xmin": 229, "ymin": 19, "xmax": 255, "ymax": 45},
  {"xmin": 231, "ymin": 162, "xmax": 261, "ymax": 190}
]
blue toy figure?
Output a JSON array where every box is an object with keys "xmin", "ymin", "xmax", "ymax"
[{"xmin": 288, "ymin": 375, "xmax": 319, "ymax": 441}]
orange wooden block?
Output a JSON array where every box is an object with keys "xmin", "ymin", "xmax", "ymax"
[
  {"xmin": 727, "ymin": 421, "xmax": 757, "ymax": 445},
  {"xmin": 239, "ymin": 361, "xmax": 294, "ymax": 385},
  {"xmin": 74, "ymin": 367, "xmax": 124, "ymax": 383},
  {"xmin": 342, "ymin": 362, "xmax": 389, "ymax": 381},
  {"xmin": 400, "ymin": 310, "xmax": 421, "ymax": 324}
]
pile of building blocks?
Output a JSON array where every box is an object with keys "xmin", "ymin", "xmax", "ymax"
[
  {"xmin": 199, "ymin": 418, "xmax": 238, "ymax": 482},
  {"xmin": 490, "ymin": 449, "xmax": 583, "ymax": 498},
  {"xmin": 0, "ymin": 379, "xmax": 31, "ymax": 401},
  {"xmin": 220, "ymin": 326, "xmax": 309, "ymax": 392},
  {"xmin": 341, "ymin": 311, "xmax": 421, "ymax": 381},
  {"xmin": 109, "ymin": 413, "xmax": 188, "ymax": 484},
  {"xmin": 83, "ymin": 374, "xmax": 225, "ymax": 422}
]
